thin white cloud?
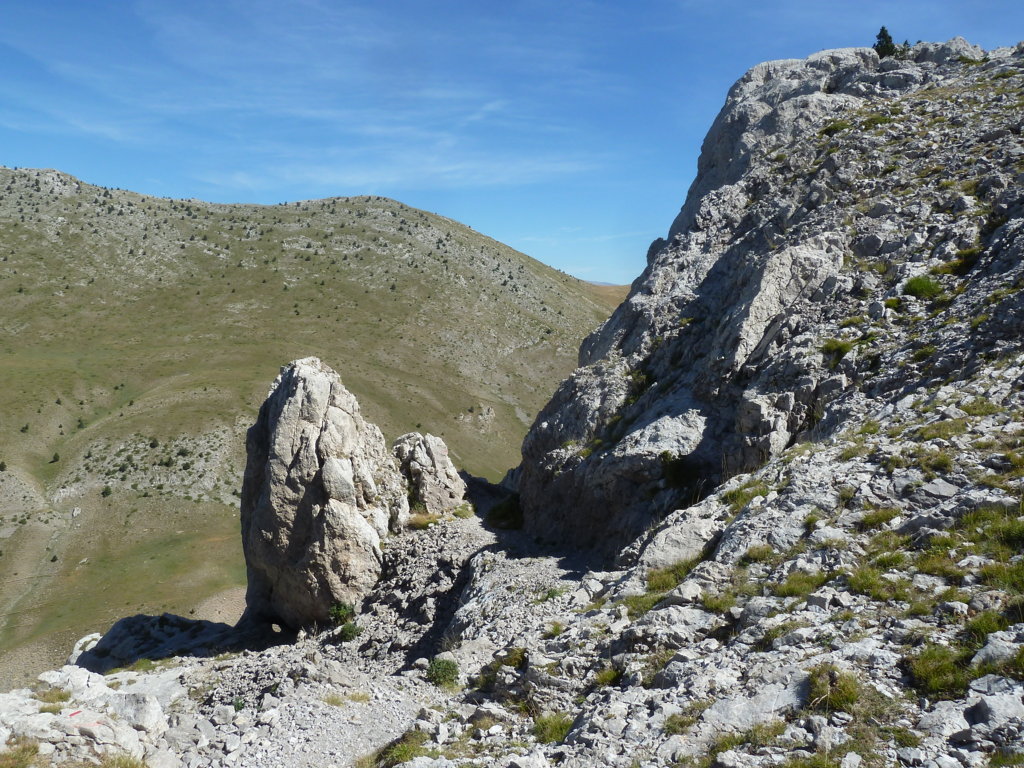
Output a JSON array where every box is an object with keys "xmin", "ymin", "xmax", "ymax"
[{"xmin": 196, "ymin": 149, "xmax": 597, "ymax": 193}]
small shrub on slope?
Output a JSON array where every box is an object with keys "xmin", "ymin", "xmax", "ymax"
[{"xmin": 426, "ymin": 657, "xmax": 459, "ymax": 689}]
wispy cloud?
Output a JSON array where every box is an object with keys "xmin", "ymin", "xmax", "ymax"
[
  {"xmin": 0, "ymin": 0, "xmax": 616, "ymax": 194},
  {"xmin": 196, "ymin": 150, "xmax": 597, "ymax": 193}
]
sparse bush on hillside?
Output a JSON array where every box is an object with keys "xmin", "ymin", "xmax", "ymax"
[
  {"xmin": 328, "ymin": 603, "xmax": 362, "ymax": 641},
  {"xmin": 328, "ymin": 602, "xmax": 355, "ymax": 625},
  {"xmin": 336, "ymin": 622, "xmax": 362, "ymax": 643},
  {"xmin": 426, "ymin": 657, "xmax": 459, "ymax": 689}
]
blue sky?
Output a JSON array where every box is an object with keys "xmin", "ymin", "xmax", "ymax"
[{"xmin": 1, "ymin": 1, "xmax": 1022, "ymax": 284}]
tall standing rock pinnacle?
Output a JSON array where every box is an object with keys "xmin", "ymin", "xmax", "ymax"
[{"xmin": 239, "ymin": 357, "xmax": 408, "ymax": 629}]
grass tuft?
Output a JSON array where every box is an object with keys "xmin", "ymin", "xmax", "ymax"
[
  {"xmin": 903, "ymin": 275, "xmax": 943, "ymax": 300},
  {"xmin": 533, "ymin": 712, "xmax": 574, "ymax": 743},
  {"xmin": 906, "ymin": 644, "xmax": 972, "ymax": 699},
  {"xmin": 807, "ymin": 663, "xmax": 861, "ymax": 713},
  {"xmin": 772, "ymin": 570, "xmax": 830, "ymax": 598},
  {"xmin": 722, "ymin": 480, "xmax": 770, "ymax": 512}
]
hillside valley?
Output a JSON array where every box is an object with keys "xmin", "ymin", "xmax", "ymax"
[
  {"xmin": 0, "ymin": 171, "xmax": 622, "ymax": 681},
  {"xmin": 2, "ymin": 34, "xmax": 1024, "ymax": 768}
]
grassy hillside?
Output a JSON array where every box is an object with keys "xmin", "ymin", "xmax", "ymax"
[{"xmin": 0, "ymin": 166, "xmax": 624, "ymax": 680}]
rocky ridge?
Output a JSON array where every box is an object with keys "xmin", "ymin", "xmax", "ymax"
[
  {"xmin": 519, "ymin": 36, "xmax": 1024, "ymax": 552},
  {"xmin": 3, "ymin": 36, "xmax": 1024, "ymax": 768}
]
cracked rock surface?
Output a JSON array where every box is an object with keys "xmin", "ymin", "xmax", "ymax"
[{"xmin": 240, "ymin": 357, "xmax": 409, "ymax": 630}]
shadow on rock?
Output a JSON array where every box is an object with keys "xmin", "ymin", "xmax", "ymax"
[
  {"xmin": 462, "ymin": 470, "xmax": 612, "ymax": 572},
  {"xmin": 73, "ymin": 612, "xmax": 292, "ymax": 674}
]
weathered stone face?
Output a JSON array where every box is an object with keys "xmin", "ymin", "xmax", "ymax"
[
  {"xmin": 393, "ymin": 432, "xmax": 467, "ymax": 517},
  {"xmin": 239, "ymin": 357, "xmax": 408, "ymax": 629},
  {"xmin": 516, "ymin": 40, "xmax": 1024, "ymax": 555},
  {"xmin": 517, "ymin": 50, "xmax": 867, "ymax": 553}
]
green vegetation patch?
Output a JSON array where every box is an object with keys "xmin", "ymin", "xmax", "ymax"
[
  {"xmin": 916, "ymin": 418, "xmax": 968, "ymax": 441},
  {"xmin": 931, "ymin": 247, "xmax": 981, "ymax": 276},
  {"xmin": 361, "ymin": 729, "xmax": 438, "ymax": 768},
  {"xmin": 772, "ymin": 570, "xmax": 831, "ymax": 598},
  {"xmin": 847, "ymin": 565, "xmax": 911, "ymax": 602},
  {"xmin": 820, "ymin": 120, "xmax": 852, "ymax": 137},
  {"xmin": 407, "ymin": 512, "xmax": 441, "ymax": 530},
  {"xmin": 647, "ymin": 557, "xmax": 700, "ymax": 593},
  {"xmin": 426, "ymin": 658, "xmax": 460, "ymax": 690},
  {"xmin": 903, "ymin": 276, "xmax": 943, "ymax": 300},
  {"xmin": 592, "ymin": 664, "xmax": 623, "ymax": 688},
  {"xmin": 0, "ymin": 738, "xmax": 40, "ymax": 768},
  {"xmin": 663, "ymin": 699, "xmax": 713, "ymax": 735},
  {"xmin": 906, "ymin": 644, "xmax": 973, "ymax": 699},
  {"xmin": 740, "ymin": 543, "xmax": 776, "ymax": 564},
  {"xmin": 533, "ymin": 712, "xmax": 574, "ymax": 744},
  {"xmin": 722, "ymin": 480, "xmax": 770, "ymax": 512},
  {"xmin": 807, "ymin": 663, "xmax": 861, "ymax": 713},
  {"xmin": 622, "ymin": 555, "xmax": 704, "ymax": 619},
  {"xmin": 821, "ymin": 338, "xmax": 854, "ymax": 368},
  {"xmin": 857, "ymin": 506, "xmax": 899, "ymax": 531}
]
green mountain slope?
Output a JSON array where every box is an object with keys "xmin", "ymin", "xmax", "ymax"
[{"xmin": 0, "ymin": 166, "xmax": 623, "ymax": 679}]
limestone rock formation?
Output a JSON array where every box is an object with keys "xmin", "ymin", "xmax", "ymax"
[
  {"xmin": 518, "ymin": 38, "xmax": 1024, "ymax": 553},
  {"xmin": 393, "ymin": 432, "xmax": 467, "ymax": 516},
  {"xmin": 239, "ymin": 357, "xmax": 408, "ymax": 629}
]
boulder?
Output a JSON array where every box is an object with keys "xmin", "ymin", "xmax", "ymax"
[
  {"xmin": 914, "ymin": 37, "xmax": 985, "ymax": 65},
  {"xmin": 239, "ymin": 357, "xmax": 408, "ymax": 629},
  {"xmin": 393, "ymin": 432, "xmax": 467, "ymax": 516}
]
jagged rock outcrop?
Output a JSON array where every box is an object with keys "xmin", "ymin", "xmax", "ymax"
[
  {"xmin": 519, "ymin": 38, "xmax": 1024, "ymax": 553},
  {"xmin": 393, "ymin": 432, "xmax": 468, "ymax": 515},
  {"xmin": 239, "ymin": 357, "xmax": 408, "ymax": 629}
]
